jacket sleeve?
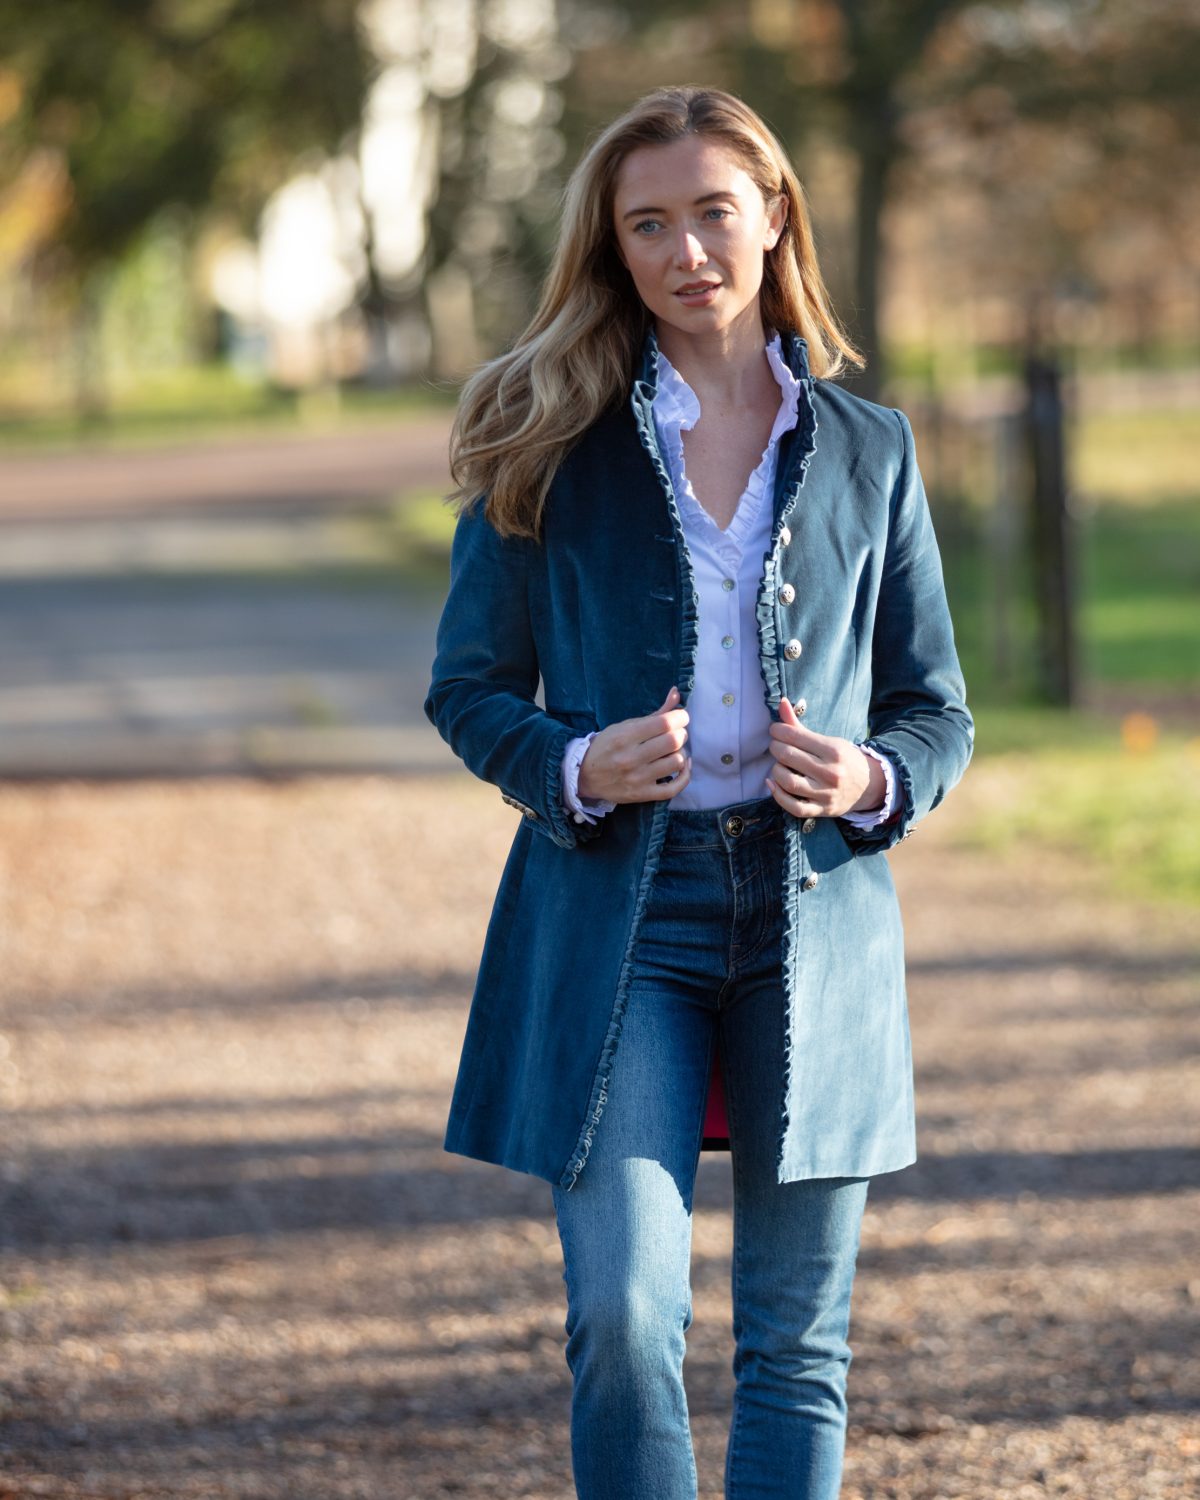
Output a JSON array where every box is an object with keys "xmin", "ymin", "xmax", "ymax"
[
  {"xmin": 835, "ymin": 409, "xmax": 975, "ymax": 856},
  {"xmin": 423, "ymin": 500, "xmax": 605, "ymax": 850}
]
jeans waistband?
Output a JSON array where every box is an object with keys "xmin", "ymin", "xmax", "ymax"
[{"xmin": 663, "ymin": 793, "xmax": 784, "ymax": 851}]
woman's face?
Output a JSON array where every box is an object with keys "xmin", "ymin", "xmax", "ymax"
[{"xmin": 611, "ymin": 134, "xmax": 786, "ymax": 339}]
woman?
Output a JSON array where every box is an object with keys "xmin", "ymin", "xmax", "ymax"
[{"xmin": 424, "ymin": 86, "xmax": 973, "ymax": 1500}]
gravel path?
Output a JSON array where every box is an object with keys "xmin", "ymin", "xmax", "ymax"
[{"xmin": 0, "ymin": 769, "xmax": 1196, "ymax": 1499}]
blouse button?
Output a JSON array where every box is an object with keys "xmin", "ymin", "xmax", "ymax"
[
  {"xmin": 779, "ymin": 524, "xmax": 792, "ymax": 546},
  {"xmin": 802, "ymin": 872, "xmax": 819, "ymax": 891},
  {"xmin": 721, "ymin": 635, "xmax": 735, "ymax": 649},
  {"xmin": 783, "ymin": 638, "xmax": 802, "ymax": 660},
  {"xmin": 722, "ymin": 578, "xmax": 735, "ymax": 591},
  {"xmin": 779, "ymin": 582, "xmax": 796, "ymax": 605},
  {"xmin": 793, "ymin": 697, "xmax": 807, "ymax": 717},
  {"xmin": 720, "ymin": 753, "xmax": 734, "ymax": 765},
  {"xmin": 722, "ymin": 693, "xmax": 735, "ymax": 706}
]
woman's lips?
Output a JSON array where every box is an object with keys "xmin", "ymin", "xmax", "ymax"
[{"xmin": 675, "ymin": 283, "xmax": 720, "ymax": 304}]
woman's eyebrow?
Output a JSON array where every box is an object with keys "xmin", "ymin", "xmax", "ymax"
[{"xmin": 620, "ymin": 190, "xmax": 739, "ymax": 221}]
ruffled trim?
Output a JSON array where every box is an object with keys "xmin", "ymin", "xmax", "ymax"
[
  {"xmin": 562, "ymin": 732, "xmax": 615, "ymax": 824},
  {"xmin": 541, "ymin": 720, "xmax": 603, "ymax": 848},
  {"xmin": 628, "ymin": 325, "xmax": 702, "ymax": 704},
  {"xmin": 557, "ymin": 324, "xmax": 702, "ymax": 1190},
  {"xmin": 749, "ymin": 328, "xmax": 818, "ymax": 1185},
  {"xmin": 840, "ymin": 743, "xmax": 900, "ymax": 829},
  {"xmin": 753, "ymin": 331, "xmax": 818, "ymax": 728},
  {"xmin": 843, "ymin": 734, "xmax": 918, "ymax": 854},
  {"xmin": 652, "ymin": 332, "xmax": 803, "ymax": 549}
]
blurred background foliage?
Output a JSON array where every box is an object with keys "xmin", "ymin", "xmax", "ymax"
[{"xmin": 0, "ymin": 0, "xmax": 1196, "ymax": 898}]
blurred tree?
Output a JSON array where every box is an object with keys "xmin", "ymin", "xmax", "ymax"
[
  {"xmin": 909, "ymin": 0, "xmax": 1200, "ymax": 357},
  {"xmin": 571, "ymin": 0, "xmax": 985, "ymax": 400},
  {"xmin": 0, "ymin": 0, "xmax": 373, "ymax": 414},
  {"xmin": 559, "ymin": 0, "xmax": 1198, "ymax": 391},
  {"xmin": 414, "ymin": 2, "xmax": 569, "ymax": 379}
]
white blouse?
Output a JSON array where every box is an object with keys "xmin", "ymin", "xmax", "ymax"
[{"xmin": 561, "ymin": 331, "xmax": 899, "ymax": 827}]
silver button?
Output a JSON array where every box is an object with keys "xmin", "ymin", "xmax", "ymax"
[
  {"xmin": 722, "ymin": 578, "xmax": 735, "ymax": 591},
  {"xmin": 779, "ymin": 582, "xmax": 795, "ymax": 605},
  {"xmin": 793, "ymin": 698, "xmax": 807, "ymax": 717},
  {"xmin": 725, "ymin": 815, "xmax": 744, "ymax": 836},
  {"xmin": 573, "ymin": 812, "xmax": 585, "ymax": 824},
  {"xmin": 801, "ymin": 817, "xmax": 817, "ymax": 833},
  {"xmin": 722, "ymin": 692, "xmax": 735, "ymax": 706},
  {"xmin": 721, "ymin": 635, "xmax": 735, "ymax": 649},
  {"xmin": 779, "ymin": 524, "xmax": 792, "ymax": 546},
  {"xmin": 720, "ymin": 752, "xmax": 734, "ymax": 765},
  {"xmin": 802, "ymin": 872, "xmax": 819, "ymax": 891},
  {"xmin": 783, "ymin": 638, "xmax": 802, "ymax": 660}
]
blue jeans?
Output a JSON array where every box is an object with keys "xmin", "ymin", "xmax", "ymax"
[{"xmin": 551, "ymin": 794, "xmax": 870, "ymax": 1499}]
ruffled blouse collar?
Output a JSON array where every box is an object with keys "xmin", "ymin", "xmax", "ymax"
[{"xmin": 651, "ymin": 330, "xmax": 801, "ymax": 544}]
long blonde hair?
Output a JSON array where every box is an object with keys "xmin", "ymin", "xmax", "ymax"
[{"xmin": 447, "ymin": 85, "xmax": 862, "ymax": 540}]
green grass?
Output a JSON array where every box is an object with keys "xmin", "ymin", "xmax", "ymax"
[
  {"xmin": 0, "ymin": 362, "xmax": 457, "ymax": 452},
  {"xmin": 1074, "ymin": 407, "xmax": 1200, "ymax": 506},
  {"xmin": 1079, "ymin": 494, "xmax": 1198, "ymax": 686},
  {"xmin": 889, "ymin": 339, "xmax": 1200, "ymax": 387},
  {"xmin": 939, "ymin": 494, "xmax": 1199, "ymax": 706},
  {"xmin": 937, "ymin": 397, "xmax": 1198, "ymax": 905},
  {"xmin": 953, "ymin": 720, "xmax": 1200, "ymax": 907}
]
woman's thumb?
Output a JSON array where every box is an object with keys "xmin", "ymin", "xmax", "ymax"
[{"xmin": 662, "ymin": 685, "xmax": 679, "ymax": 708}]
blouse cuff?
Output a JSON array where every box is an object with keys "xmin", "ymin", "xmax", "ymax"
[
  {"xmin": 841, "ymin": 743, "xmax": 900, "ymax": 828},
  {"xmin": 561, "ymin": 732, "xmax": 617, "ymax": 825}
]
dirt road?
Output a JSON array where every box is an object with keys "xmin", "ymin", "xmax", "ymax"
[
  {"xmin": 0, "ymin": 419, "xmax": 451, "ymax": 522},
  {"xmin": 0, "ymin": 769, "xmax": 1196, "ymax": 1498}
]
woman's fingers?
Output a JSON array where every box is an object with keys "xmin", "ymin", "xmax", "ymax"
[
  {"xmin": 642, "ymin": 720, "xmax": 690, "ymax": 755},
  {"xmin": 770, "ymin": 754, "xmax": 829, "ymax": 807},
  {"xmin": 769, "ymin": 714, "xmax": 831, "ymax": 755},
  {"xmin": 638, "ymin": 691, "xmax": 689, "ymax": 744},
  {"xmin": 768, "ymin": 736, "xmax": 828, "ymax": 779},
  {"xmin": 648, "ymin": 745, "xmax": 689, "ymax": 777},
  {"xmin": 651, "ymin": 753, "xmax": 693, "ymax": 799},
  {"xmin": 766, "ymin": 772, "xmax": 818, "ymax": 814}
]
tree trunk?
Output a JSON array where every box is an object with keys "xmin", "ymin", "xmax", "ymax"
[
  {"xmin": 71, "ymin": 268, "xmax": 109, "ymax": 425},
  {"xmin": 1024, "ymin": 350, "xmax": 1077, "ymax": 706},
  {"xmin": 844, "ymin": 99, "xmax": 897, "ymax": 404}
]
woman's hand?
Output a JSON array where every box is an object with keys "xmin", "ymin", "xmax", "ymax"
[
  {"xmin": 765, "ymin": 695, "xmax": 886, "ymax": 818},
  {"xmin": 577, "ymin": 686, "xmax": 693, "ymax": 804}
]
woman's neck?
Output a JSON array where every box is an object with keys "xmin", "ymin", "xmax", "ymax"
[{"xmin": 654, "ymin": 313, "xmax": 777, "ymax": 416}]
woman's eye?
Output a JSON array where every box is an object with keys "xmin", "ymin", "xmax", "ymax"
[{"xmin": 632, "ymin": 208, "xmax": 731, "ymax": 236}]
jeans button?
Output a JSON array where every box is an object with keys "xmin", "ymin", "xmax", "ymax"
[{"xmin": 725, "ymin": 815, "xmax": 744, "ymax": 836}]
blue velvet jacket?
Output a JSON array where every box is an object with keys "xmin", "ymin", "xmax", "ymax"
[{"xmin": 424, "ymin": 325, "xmax": 974, "ymax": 1191}]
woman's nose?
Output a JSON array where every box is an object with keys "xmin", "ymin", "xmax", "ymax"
[{"xmin": 673, "ymin": 231, "xmax": 707, "ymax": 268}]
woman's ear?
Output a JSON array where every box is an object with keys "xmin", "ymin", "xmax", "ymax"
[{"xmin": 765, "ymin": 194, "xmax": 788, "ymax": 251}]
